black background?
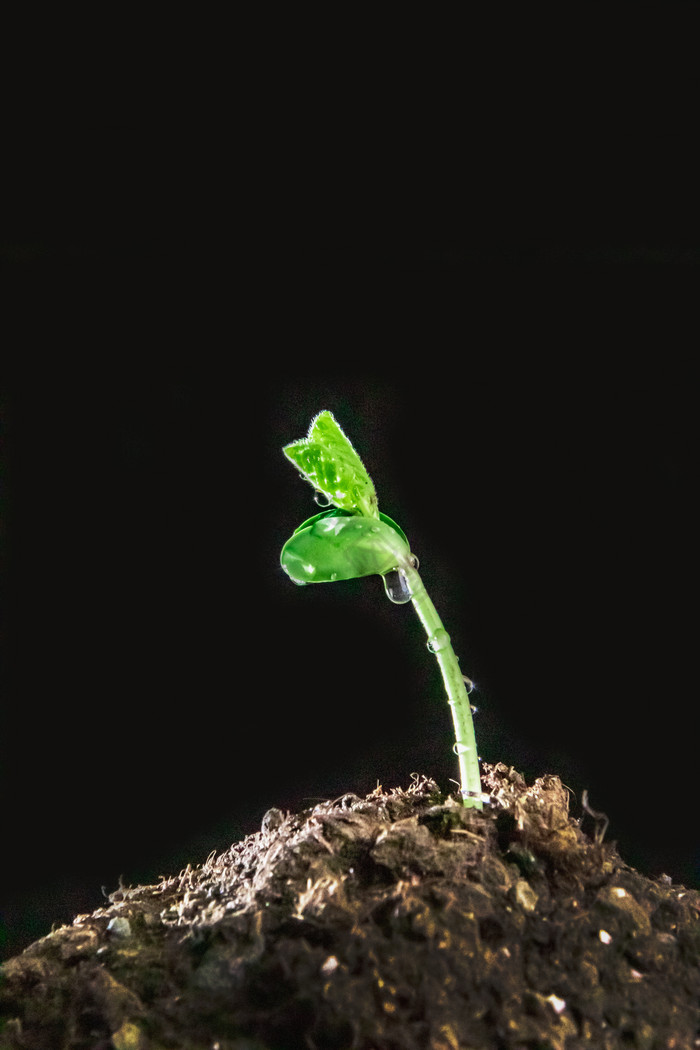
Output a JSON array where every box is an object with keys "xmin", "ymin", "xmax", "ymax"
[
  {"xmin": 1, "ymin": 31, "xmax": 698, "ymax": 958},
  {"xmin": 1, "ymin": 240, "xmax": 696, "ymax": 962}
]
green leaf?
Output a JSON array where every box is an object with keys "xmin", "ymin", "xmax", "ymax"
[
  {"xmin": 281, "ymin": 514, "xmax": 411, "ymax": 584},
  {"xmin": 291, "ymin": 508, "xmax": 409, "ymax": 547},
  {"xmin": 283, "ymin": 410, "xmax": 378, "ymax": 518}
]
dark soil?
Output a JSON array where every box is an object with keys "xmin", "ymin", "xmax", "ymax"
[{"xmin": 1, "ymin": 763, "xmax": 699, "ymax": 1049}]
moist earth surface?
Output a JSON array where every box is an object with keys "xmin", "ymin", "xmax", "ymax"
[{"xmin": 1, "ymin": 764, "xmax": 699, "ymax": 1049}]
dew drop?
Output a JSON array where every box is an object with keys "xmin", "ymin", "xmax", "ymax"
[
  {"xmin": 382, "ymin": 568, "xmax": 412, "ymax": 604},
  {"xmin": 453, "ymin": 742, "xmax": 471, "ymax": 755},
  {"xmin": 462, "ymin": 674, "xmax": 475, "ymax": 693},
  {"xmin": 314, "ymin": 491, "xmax": 332, "ymax": 507},
  {"xmin": 330, "ymin": 572, "xmax": 338, "ymax": 581},
  {"xmin": 410, "ymin": 553, "xmax": 420, "ymax": 569},
  {"xmin": 427, "ymin": 628, "xmax": 450, "ymax": 653}
]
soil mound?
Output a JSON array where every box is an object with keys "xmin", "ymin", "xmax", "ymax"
[{"xmin": 1, "ymin": 764, "xmax": 699, "ymax": 1049}]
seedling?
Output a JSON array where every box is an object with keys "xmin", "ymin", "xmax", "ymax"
[{"xmin": 280, "ymin": 411, "xmax": 485, "ymax": 809}]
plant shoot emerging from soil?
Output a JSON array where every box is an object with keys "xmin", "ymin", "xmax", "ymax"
[{"xmin": 281, "ymin": 410, "xmax": 484, "ymax": 809}]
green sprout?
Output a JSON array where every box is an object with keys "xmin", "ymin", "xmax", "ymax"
[{"xmin": 281, "ymin": 411, "xmax": 485, "ymax": 809}]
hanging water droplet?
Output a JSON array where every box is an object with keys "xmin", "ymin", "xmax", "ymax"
[
  {"xmin": 453, "ymin": 742, "xmax": 471, "ymax": 755},
  {"xmin": 382, "ymin": 568, "xmax": 412, "ymax": 604},
  {"xmin": 410, "ymin": 553, "xmax": 420, "ymax": 569},
  {"xmin": 314, "ymin": 491, "xmax": 332, "ymax": 507},
  {"xmin": 427, "ymin": 628, "xmax": 450, "ymax": 653},
  {"xmin": 470, "ymin": 704, "xmax": 478, "ymax": 715},
  {"xmin": 462, "ymin": 674, "xmax": 475, "ymax": 693}
]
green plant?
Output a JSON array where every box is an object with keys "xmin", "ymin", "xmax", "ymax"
[{"xmin": 280, "ymin": 411, "xmax": 484, "ymax": 809}]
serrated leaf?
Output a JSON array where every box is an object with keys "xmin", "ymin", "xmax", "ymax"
[{"xmin": 283, "ymin": 410, "xmax": 378, "ymax": 518}]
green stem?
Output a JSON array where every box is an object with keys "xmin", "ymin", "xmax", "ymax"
[{"xmin": 402, "ymin": 563, "xmax": 483, "ymax": 809}]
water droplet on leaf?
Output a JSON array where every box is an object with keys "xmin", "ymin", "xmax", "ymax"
[
  {"xmin": 382, "ymin": 568, "xmax": 412, "ymax": 604},
  {"xmin": 453, "ymin": 742, "xmax": 471, "ymax": 755},
  {"xmin": 314, "ymin": 491, "xmax": 332, "ymax": 507},
  {"xmin": 427, "ymin": 628, "xmax": 450, "ymax": 653}
]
